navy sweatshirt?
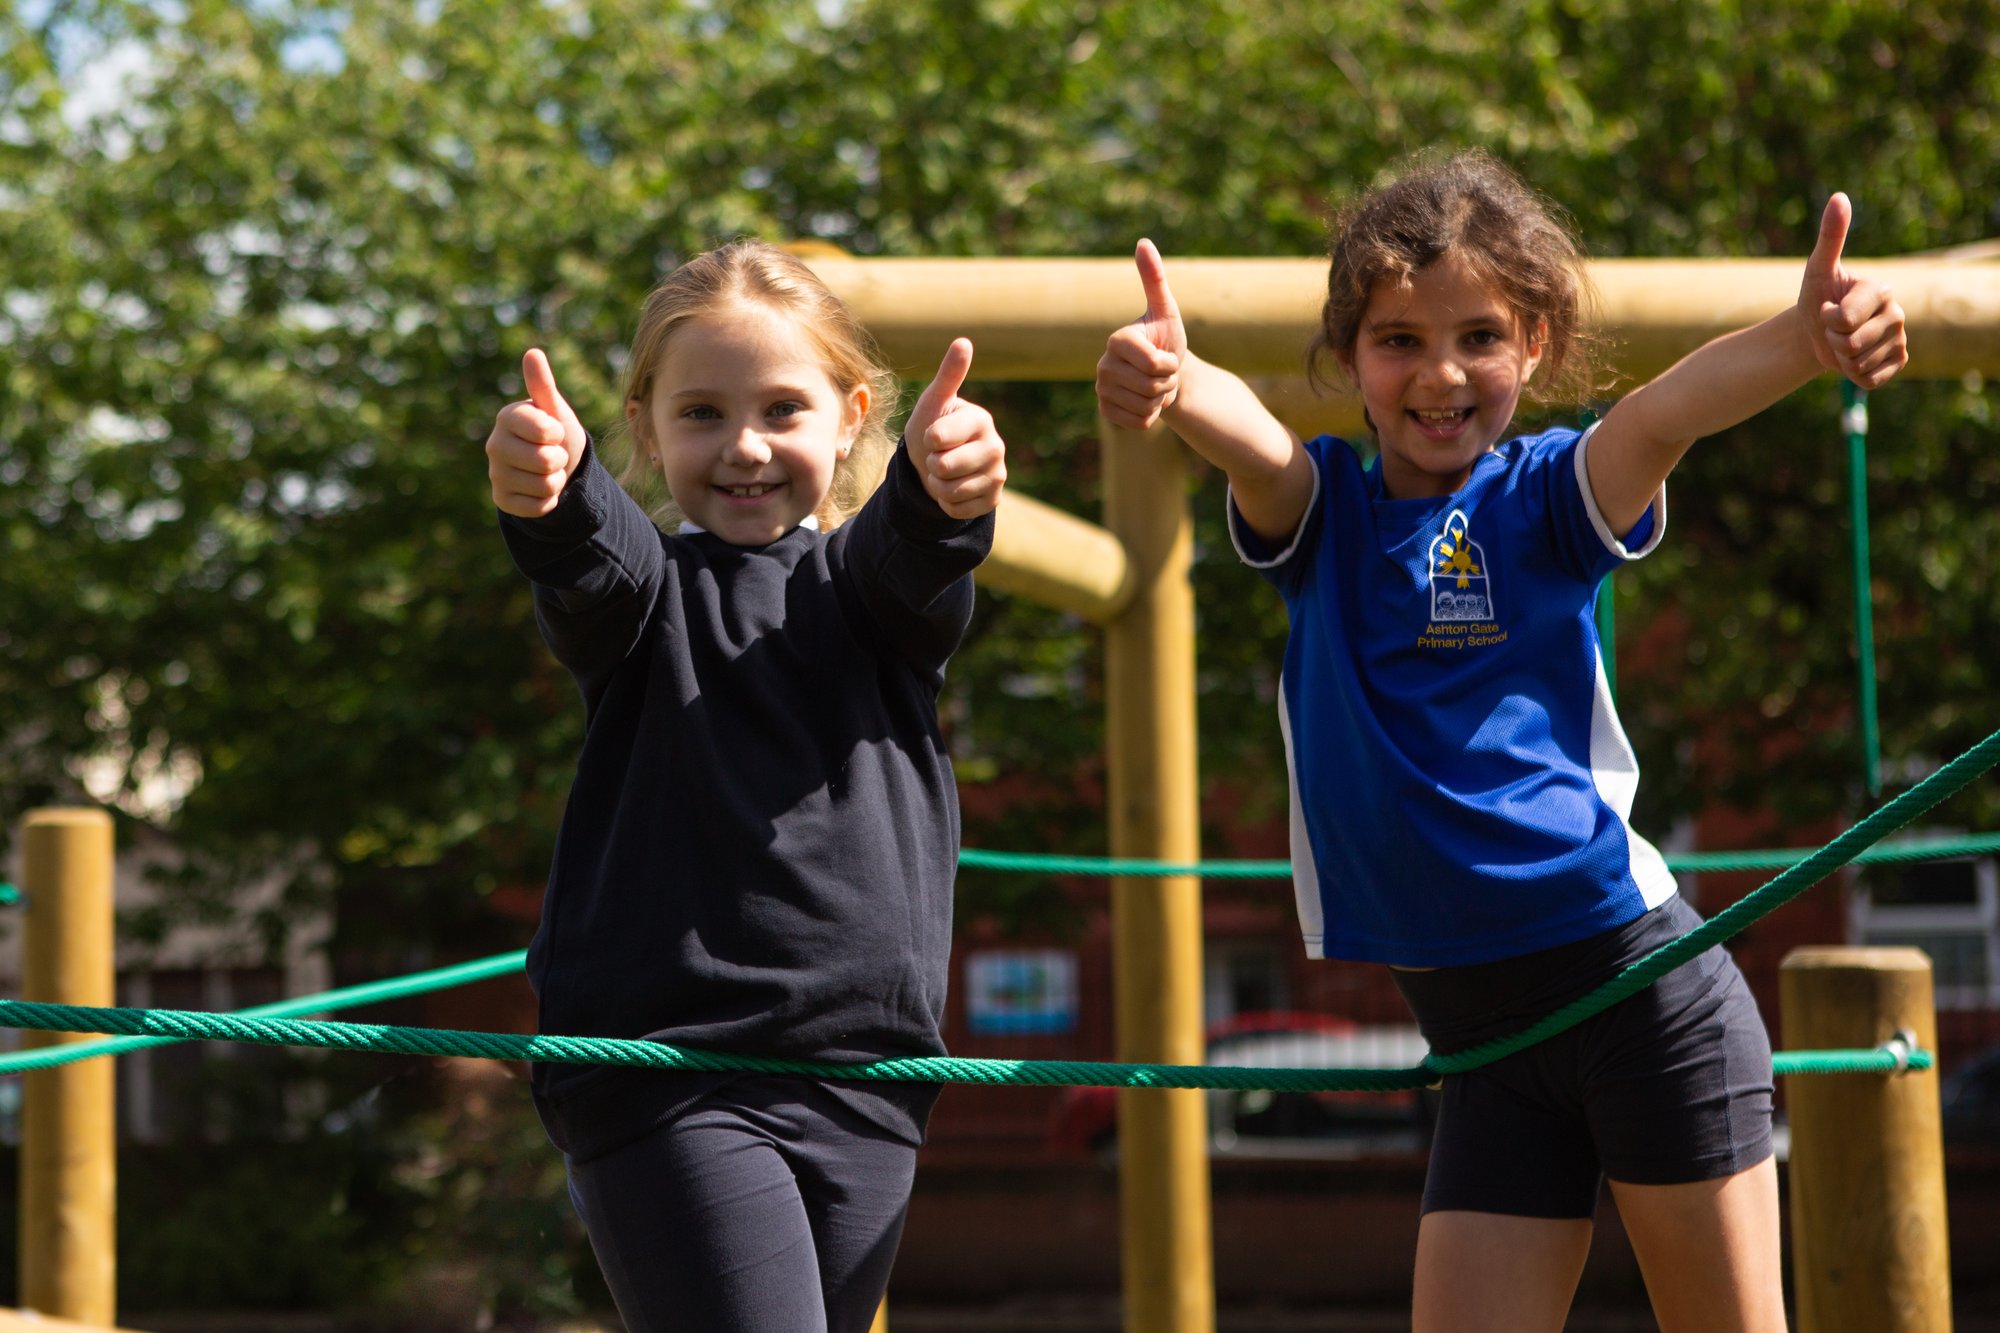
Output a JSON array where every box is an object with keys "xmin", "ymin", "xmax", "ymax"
[{"xmin": 499, "ymin": 439, "xmax": 993, "ymax": 1161}]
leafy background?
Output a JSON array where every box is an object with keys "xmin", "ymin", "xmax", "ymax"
[{"xmin": 3, "ymin": 0, "xmax": 1998, "ymax": 1321}]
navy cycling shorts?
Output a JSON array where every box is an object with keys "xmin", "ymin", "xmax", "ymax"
[{"xmin": 1394, "ymin": 895, "xmax": 1775, "ymax": 1219}]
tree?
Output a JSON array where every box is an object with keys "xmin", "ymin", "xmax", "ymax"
[{"xmin": 4, "ymin": 0, "xmax": 1999, "ymax": 1313}]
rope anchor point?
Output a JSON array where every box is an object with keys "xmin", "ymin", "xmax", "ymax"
[{"xmin": 1882, "ymin": 1028, "xmax": 1919, "ymax": 1075}]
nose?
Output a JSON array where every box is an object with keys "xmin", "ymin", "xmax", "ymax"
[
  {"xmin": 724, "ymin": 425, "xmax": 772, "ymax": 465},
  {"xmin": 1420, "ymin": 354, "xmax": 1469, "ymax": 390}
]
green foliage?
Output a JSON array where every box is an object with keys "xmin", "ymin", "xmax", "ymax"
[
  {"xmin": 115, "ymin": 1133, "xmax": 404, "ymax": 1311},
  {"xmin": 7, "ymin": 0, "xmax": 1999, "ymax": 936},
  {"xmin": 368, "ymin": 1069, "xmax": 610, "ymax": 1328},
  {"xmin": 4, "ymin": 0, "xmax": 2000, "ymax": 1308}
]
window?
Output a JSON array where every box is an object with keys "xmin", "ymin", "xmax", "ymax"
[
  {"xmin": 1851, "ymin": 852, "xmax": 2000, "ymax": 1010},
  {"xmin": 1203, "ymin": 941, "xmax": 1289, "ymax": 1027}
]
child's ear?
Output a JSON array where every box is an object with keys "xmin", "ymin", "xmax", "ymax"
[
  {"xmin": 839, "ymin": 383, "xmax": 870, "ymax": 461},
  {"xmin": 626, "ymin": 399, "xmax": 661, "ymax": 468},
  {"xmin": 1522, "ymin": 318, "xmax": 1549, "ymax": 383}
]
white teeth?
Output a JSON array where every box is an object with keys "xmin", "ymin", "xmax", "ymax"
[
  {"xmin": 724, "ymin": 484, "xmax": 778, "ymax": 497},
  {"xmin": 1416, "ymin": 409, "xmax": 1469, "ymax": 423}
]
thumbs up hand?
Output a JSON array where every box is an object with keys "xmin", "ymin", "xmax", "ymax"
[
  {"xmin": 1097, "ymin": 239, "xmax": 1189, "ymax": 430},
  {"xmin": 488, "ymin": 348, "xmax": 588, "ymax": 517},
  {"xmin": 1797, "ymin": 194, "xmax": 1908, "ymax": 390},
  {"xmin": 905, "ymin": 338, "xmax": 1007, "ymax": 519}
]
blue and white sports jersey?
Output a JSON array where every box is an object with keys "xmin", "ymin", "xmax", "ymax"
[{"xmin": 1230, "ymin": 425, "xmax": 1677, "ymax": 967}]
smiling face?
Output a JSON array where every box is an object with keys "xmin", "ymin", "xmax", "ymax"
[
  {"xmin": 628, "ymin": 300, "xmax": 868, "ymax": 546},
  {"xmin": 1340, "ymin": 252, "xmax": 1545, "ymax": 500}
]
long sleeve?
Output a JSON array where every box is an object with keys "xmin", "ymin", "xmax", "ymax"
[
  {"xmin": 829, "ymin": 441, "xmax": 996, "ymax": 677},
  {"xmin": 497, "ymin": 442, "xmax": 665, "ymax": 702}
]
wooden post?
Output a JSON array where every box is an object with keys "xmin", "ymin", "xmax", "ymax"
[
  {"xmin": 1780, "ymin": 947, "xmax": 1951, "ymax": 1333},
  {"xmin": 20, "ymin": 808, "xmax": 118, "ymax": 1325},
  {"xmin": 1101, "ymin": 418, "xmax": 1213, "ymax": 1333},
  {"xmin": 0, "ymin": 1311, "xmax": 144, "ymax": 1333}
]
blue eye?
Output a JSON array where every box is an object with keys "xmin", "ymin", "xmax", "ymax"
[
  {"xmin": 682, "ymin": 404, "xmax": 720, "ymax": 422},
  {"xmin": 769, "ymin": 401, "xmax": 804, "ymax": 419}
]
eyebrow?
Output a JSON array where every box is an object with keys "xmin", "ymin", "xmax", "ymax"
[
  {"xmin": 1367, "ymin": 310, "xmax": 1513, "ymax": 334},
  {"xmin": 666, "ymin": 381, "xmax": 819, "ymax": 401}
]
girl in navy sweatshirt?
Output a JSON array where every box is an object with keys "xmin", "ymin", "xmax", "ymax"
[{"xmin": 485, "ymin": 240, "xmax": 1007, "ymax": 1333}]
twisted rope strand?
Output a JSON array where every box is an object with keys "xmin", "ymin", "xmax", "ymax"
[
  {"xmin": 4, "ymin": 728, "xmax": 1989, "ymax": 1088},
  {"xmin": 0, "ymin": 996, "xmax": 1925, "ymax": 1088},
  {"xmin": 957, "ymin": 831, "xmax": 2000, "ymax": 879}
]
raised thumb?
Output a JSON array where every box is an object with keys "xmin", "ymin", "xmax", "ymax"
[
  {"xmin": 1135, "ymin": 238, "xmax": 1181, "ymax": 330},
  {"xmin": 1806, "ymin": 193, "xmax": 1851, "ymax": 281},
  {"xmin": 910, "ymin": 338, "xmax": 974, "ymax": 439},
  {"xmin": 523, "ymin": 349, "xmax": 579, "ymax": 430}
]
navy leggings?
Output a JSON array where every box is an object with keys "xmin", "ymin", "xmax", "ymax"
[{"xmin": 564, "ymin": 1078, "xmax": 919, "ymax": 1333}]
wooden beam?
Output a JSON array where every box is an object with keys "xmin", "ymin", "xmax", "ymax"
[
  {"xmin": 978, "ymin": 489, "xmax": 1133, "ymax": 623},
  {"xmin": 804, "ymin": 255, "xmax": 2000, "ymax": 387}
]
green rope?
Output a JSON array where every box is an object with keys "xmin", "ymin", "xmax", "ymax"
[
  {"xmin": 0, "ymin": 999, "xmax": 1433, "ymax": 1091},
  {"xmin": 0, "ymin": 950, "xmax": 526, "ymax": 1076},
  {"xmin": 1426, "ymin": 724, "xmax": 2000, "ymax": 1075},
  {"xmin": 1776, "ymin": 1042, "xmax": 1927, "ymax": 1077},
  {"xmin": 19, "ymin": 829, "xmax": 1992, "ymax": 1077},
  {"xmin": 960, "ymin": 831, "xmax": 2000, "ymax": 879},
  {"xmin": 0, "ymin": 996, "xmax": 1926, "ymax": 1089},
  {"xmin": 959, "ymin": 849, "xmax": 1294, "ymax": 877},
  {"xmin": 1664, "ymin": 832, "xmax": 2000, "ymax": 872},
  {"xmin": 5, "ymin": 728, "xmax": 1989, "ymax": 1090}
]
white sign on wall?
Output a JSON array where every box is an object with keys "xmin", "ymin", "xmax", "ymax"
[{"xmin": 964, "ymin": 949, "xmax": 1078, "ymax": 1036}]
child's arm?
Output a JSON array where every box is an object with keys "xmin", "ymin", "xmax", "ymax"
[
  {"xmin": 487, "ymin": 349, "xmax": 662, "ymax": 682},
  {"xmin": 1586, "ymin": 194, "xmax": 1908, "ymax": 535},
  {"xmin": 830, "ymin": 339, "xmax": 1005, "ymax": 671},
  {"xmin": 1096, "ymin": 240, "xmax": 1316, "ymax": 544}
]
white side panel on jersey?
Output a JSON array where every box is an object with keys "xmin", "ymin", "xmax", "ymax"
[
  {"xmin": 1276, "ymin": 681, "xmax": 1327, "ymax": 958},
  {"xmin": 1587, "ymin": 654, "xmax": 1678, "ymax": 909}
]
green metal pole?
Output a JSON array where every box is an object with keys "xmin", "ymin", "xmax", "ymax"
[
  {"xmin": 1844, "ymin": 381, "xmax": 1882, "ymax": 800},
  {"xmin": 1582, "ymin": 406, "xmax": 1616, "ymax": 702},
  {"xmin": 1597, "ymin": 578, "xmax": 1616, "ymax": 702}
]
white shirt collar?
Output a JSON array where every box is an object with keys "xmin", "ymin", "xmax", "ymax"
[{"xmin": 677, "ymin": 513, "xmax": 820, "ymax": 537}]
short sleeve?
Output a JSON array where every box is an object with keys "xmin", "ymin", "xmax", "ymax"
[
  {"xmin": 1227, "ymin": 446, "xmax": 1325, "ymax": 596},
  {"xmin": 1573, "ymin": 422, "xmax": 1666, "ymax": 560},
  {"xmin": 1529, "ymin": 424, "xmax": 1667, "ymax": 583}
]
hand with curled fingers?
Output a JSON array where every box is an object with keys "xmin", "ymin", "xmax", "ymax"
[
  {"xmin": 904, "ymin": 338, "xmax": 1008, "ymax": 520},
  {"xmin": 1797, "ymin": 194, "xmax": 1909, "ymax": 391},
  {"xmin": 487, "ymin": 348, "xmax": 587, "ymax": 518},
  {"xmin": 1096, "ymin": 238, "xmax": 1188, "ymax": 430}
]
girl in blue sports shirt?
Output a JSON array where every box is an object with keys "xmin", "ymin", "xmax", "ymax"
[{"xmin": 1097, "ymin": 150, "xmax": 1907, "ymax": 1333}]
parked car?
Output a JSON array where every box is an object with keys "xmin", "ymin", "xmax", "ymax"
[{"xmin": 1048, "ymin": 1012, "xmax": 1437, "ymax": 1160}]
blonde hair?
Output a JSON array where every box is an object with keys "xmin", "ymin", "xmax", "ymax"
[
  {"xmin": 1308, "ymin": 149, "xmax": 1606, "ymax": 410},
  {"xmin": 607, "ymin": 240, "xmax": 899, "ymax": 530}
]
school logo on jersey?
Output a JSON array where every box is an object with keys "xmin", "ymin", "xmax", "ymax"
[{"xmin": 1428, "ymin": 509, "xmax": 1493, "ymax": 621}]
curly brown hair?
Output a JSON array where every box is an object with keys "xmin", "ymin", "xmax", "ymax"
[
  {"xmin": 607, "ymin": 240, "xmax": 900, "ymax": 531},
  {"xmin": 1308, "ymin": 149, "xmax": 1606, "ymax": 410}
]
